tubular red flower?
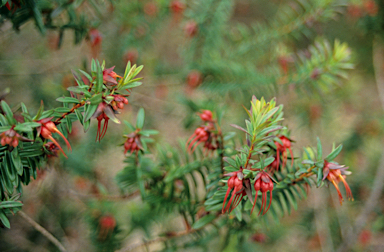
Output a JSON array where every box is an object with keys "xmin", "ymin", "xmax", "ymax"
[
  {"xmin": 251, "ymin": 171, "xmax": 275, "ymax": 215},
  {"xmin": 198, "ymin": 110, "xmax": 213, "ymax": 122},
  {"xmin": 322, "ymin": 160, "xmax": 353, "ymax": 205},
  {"xmin": 37, "ymin": 118, "xmax": 71, "ymax": 157},
  {"xmin": 275, "ymin": 135, "xmax": 294, "ymax": 169},
  {"xmin": 222, "ymin": 170, "xmax": 245, "ymax": 213},
  {"xmin": 103, "ymin": 66, "xmax": 122, "ymax": 86}
]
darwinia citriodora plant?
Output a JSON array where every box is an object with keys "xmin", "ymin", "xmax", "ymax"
[
  {"xmin": 0, "ymin": 63, "xmax": 353, "ymax": 251},
  {"xmin": 203, "ymin": 96, "xmax": 353, "ymax": 219},
  {"xmin": 0, "ymin": 59, "xmax": 143, "ymax": 228}
]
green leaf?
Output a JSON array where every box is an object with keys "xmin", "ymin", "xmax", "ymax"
[
  {"xmin": 317, "ymin": 167, "xmax": 323, "ymax": 187},
  {"xmin": 33, "ymin": 101, "xmax": 44, "ymax": 120},
  {"xmin": 78, "ymin": 69, "xmax": 92, "ymax": 82},
  {"xmin": 0, "ymin": 201, "xmax": 23, "ymax": 209},
  {"xmin": 120, "ymin": 81, "xmax": 142, "ymax": 89},
  {"xmin": 91, "ymin": 59, "xmax": 96, "ymax": 73},
  {"xmin": 96, "ymin": 61, "xmax": 103, "ymax": 93},
  {"xmin": 56, "ymin": 97, "xmax": 80, "ymax": 104},
  {"xmin": 325, "ymin": 144, "xmax": 342, "ymax": 161},
  {"xmin": 1, "ymin": 101, "xmax": 15, "ymax": 124},
  {"xmin": 0, "ymin": 126, "xmax": 11, "ymax": 133},
  {"xmin": 74, "ymin": 109, "xmax": 84, "ymax": 125},
  {"xmin": 71, "ymin": 69, "xmax": 85, "ymax": 87},
  {"xmin": 140, "ymin": 129, "xmax": 158, "ymax": 137},
  {"xmin": 11, "ymin": 148, "xmax": 23, "ymax": 176},
  {"xmin": 136, "ymin": 108, "xmax": 145, "ymax": 129},
  {"xmin": 191, "ymin": 214, "xmax": 216, "ymax": 229},
  {"xmin": 14, "ymin": 122, "xmax": 40, "ymax": 132},
  {"xmin": 124, "ymin": 121, "xmax": 136, "ymax": 131},
  {"xmin": 0, "ymin": 210, "xmax": 10, "ymax": 228},
  {"xmin": 88, "ymin": 93, "xmax": 103, "ymax": 105},
  {"xmin": 67, "ymin": 86, "xmax": 90, "ymax": 96},
  {"xmin": 54, "ymin": 107, "xmax": 72, "ymax": 113},
  {"xmin": 84, "ymin": 104, "xmax": 98, "ymax": 122},
  {"xmin": 317, "ymin": 137, "xmax": 322, "ymax": 160},
  {"xmin": 83, "ymin": 119, "xmax": 91, "ymax": 132}
]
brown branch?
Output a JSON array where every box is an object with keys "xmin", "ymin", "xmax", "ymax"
[
  {"xmin": 244, "ymin": 140, "xmax": 255, "ymax": 169},
  {"xmin": 54, "ymin": 101, "xmax": 85, "ymax": 124},
  {"xmin": 18, "ymin": 211, "xmax": 67, "ymax": 252},
  {"xmin": 337, "ymin": 35, "xmax": 384, "ymax": 252}
]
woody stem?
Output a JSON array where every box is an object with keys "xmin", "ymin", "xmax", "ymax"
[
  {"xmin": 244, "ymin": 140, "xmax": 255, "ymax": 169},
  {"xmin": 54, "ymin": 101, "xmax": 85, "ymax": 124},
  {"xmin": 18, "ymin": 211, "xmax": 67, "ymax": 252}
]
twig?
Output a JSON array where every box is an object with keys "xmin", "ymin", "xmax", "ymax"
[
  {"xmin": 337, "ymin": 35, "xmax": 384, "ymax": 252},
  {"xmin": 54, "ymin": 101, "xmax": 85, "ymax": 124},
  {"xmin": 18, "ymin": 211, "xmax": 67, "ymax": 252}
]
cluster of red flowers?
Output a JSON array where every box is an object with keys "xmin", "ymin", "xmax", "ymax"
[
  {"xmin": 222, "ymin": 169, "xmax": 276, "ymax": 215},
  {"xmin": 186, "ymin": 110, "xmax": 218, "ymax": 153},
  {"xmin": 0, "ymin": 126, "xmax": 31, "ymax": 147},
  {"xmin": 124, "ymin": 132, "xmax": 142, "ymax": 155},
  {"xmin": 37, "ymin": 118, "xmax": 71, "ymax": 158},
  {"xmin": 266, "ymin": 135, "xmax": 294, "ymax": 172},
  {"xmin": 347, "ymin": 0, "xmax": 378, "ymax": 18},
  {"xmin": 92, "ymin": 66, "xmax": 129, "ymax": 142},
  {"xmin": 111, "ymin": 95, "xmax": 129, "ymax": 111}
]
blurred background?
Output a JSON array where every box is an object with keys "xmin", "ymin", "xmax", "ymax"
[{"xmin": 1, "ymin": 0, "xmax": 384, "ymax": 251}]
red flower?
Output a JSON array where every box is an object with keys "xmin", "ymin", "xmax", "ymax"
[
  {"xmin": 123, "ymin": 133, "xmax": 142, "ymax": 155},
  {"xmin": 37, "ymin": 118, "xmax": 71, "ymax": 158},
  {"xmin": 0, "ymin": 126, "xmax": 32, "ymax": 148},
  {"xmin": 44, "ymin": 142, "xmax": 60, "ymax": 158},
  {"xmin": 322, "ymin": 160, "xmax": 353, "ymax": 205},
  {"xmin": 275, "ymin": 135, "xmax": 294, "ymax": 169},
  {"xmin": 170, "ymin": 0, "xmax": 185, "ymax": 14},
  {"xmin": 103, "ymin": 66, "xmax": 122, "ymax": 86},
  {"xmin": 124, "ymin": 49, "xmax": 139, "ymax": 64},
  {"xmin": 267, "ymin": 156, "xmax": 279, "ymax": 172},
  {"xmin": 251, "ymin": 171, "xmax": 275, "ymax": 215},
  {"xmin": 92, "ymin": 103, "xmax": 112, "ymax": 142},
  {"xmin": 185, "ymin": 20, "xmax": 198, "ymax": 37},
  {"xmin": 186, "ymin": 70, "xmax": 202, "ymax": 88},
  {"xmin": 186, "ymin": 126, "xmax": 210, "ymax": 153},
  {"xmin": 198, "ymin": 110, "xmax": 212, "ymax": 122},
  {"xmin": 364, "ymin": 0, "xmax": 378, "ymax": 16},
  {"xmin": 222, "ymin": 170, "xmax": 245, "ymax": 213},
  {"xmin": 89, "ymin": 29, "xmax": 102, "ymax": 58},
  {"xmin": 144, "ymin": 2, "xmax": 158, "ymax": 17},
  {"xmin": 98, "ymin": 215, "xmax": 116, "ymax": 240},
  {"xmin": 111, "ymin": 94, "xmax": 129, "ymax": 111}
]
